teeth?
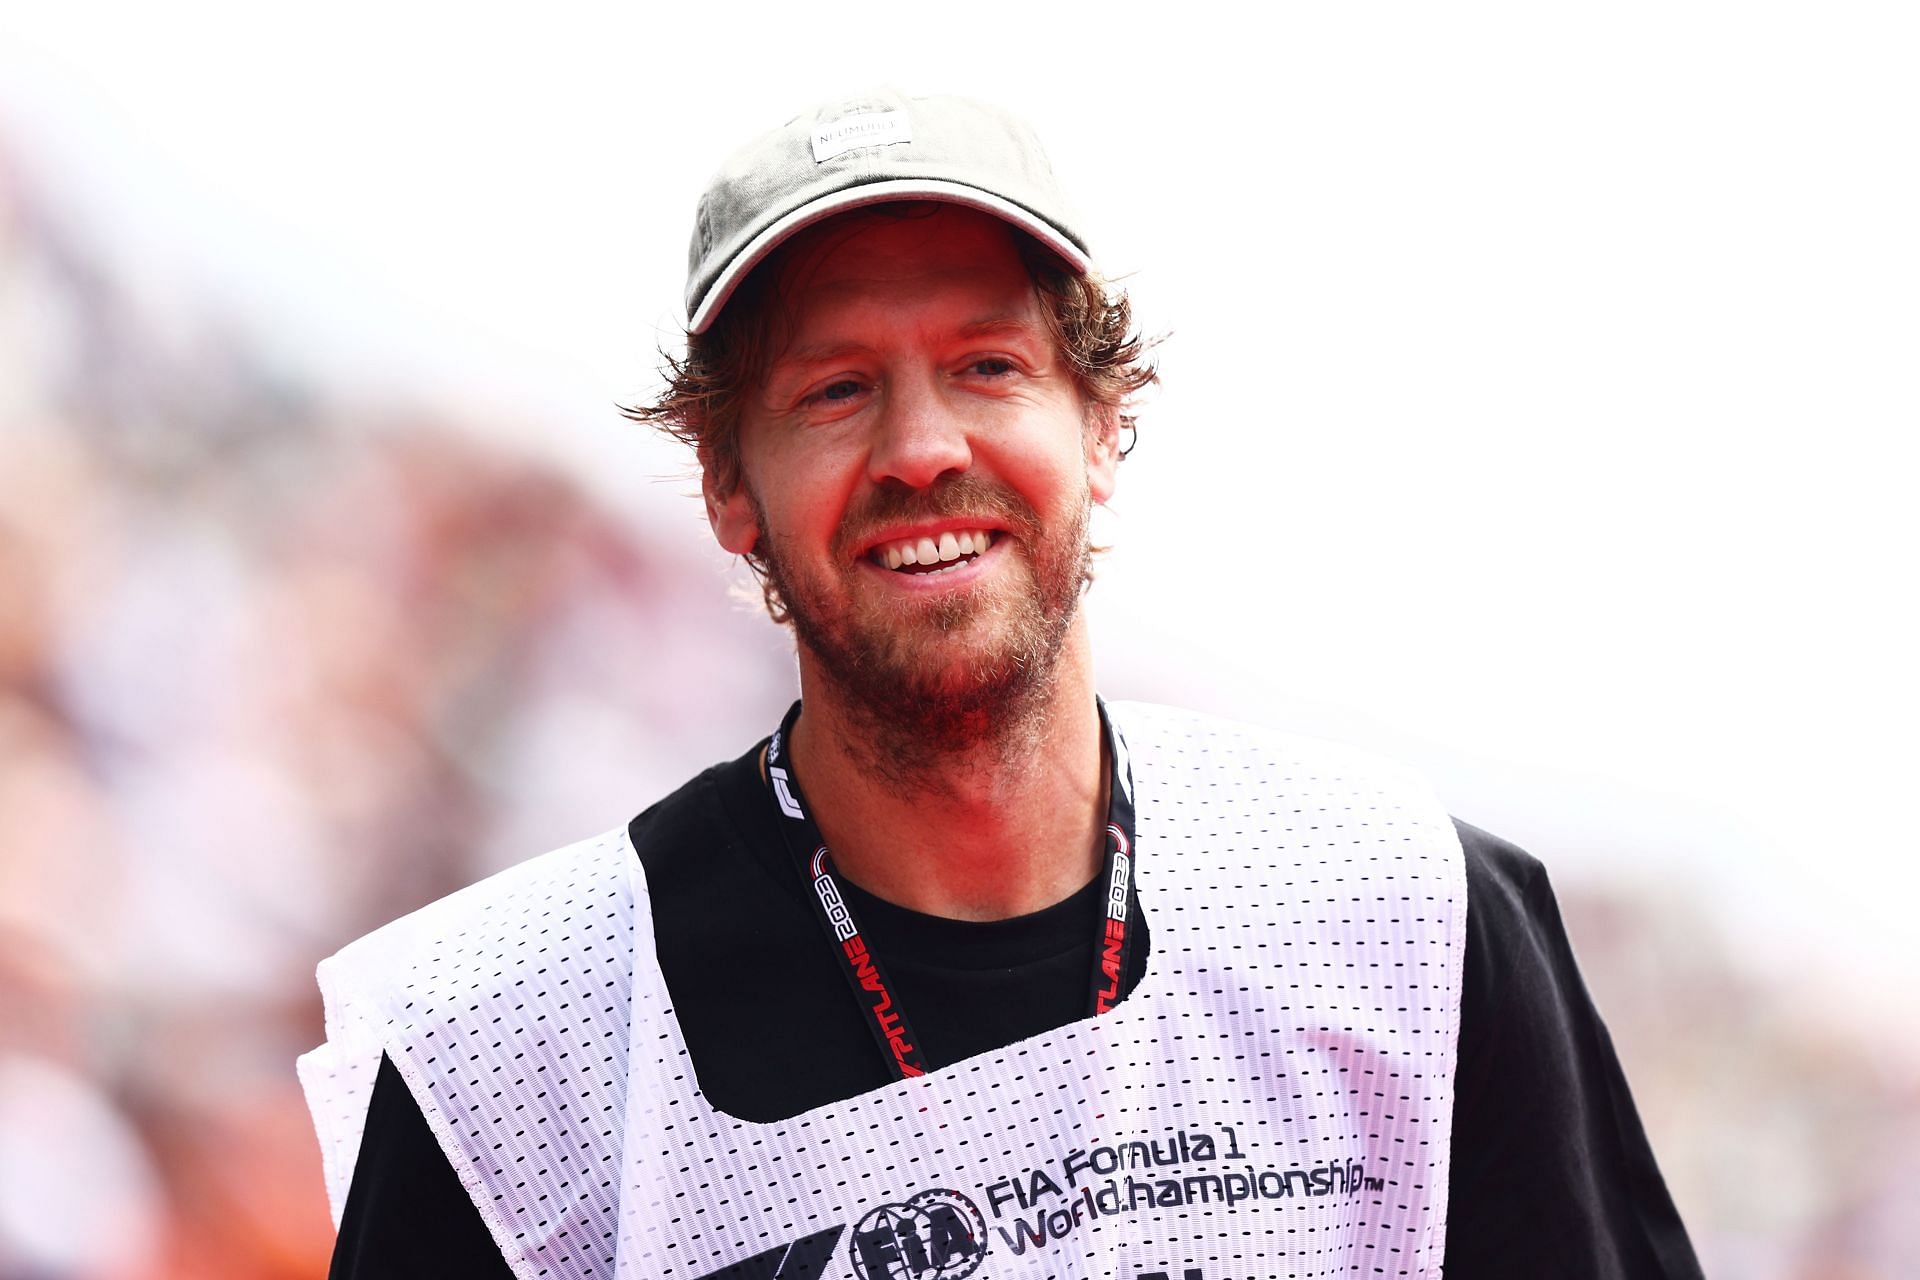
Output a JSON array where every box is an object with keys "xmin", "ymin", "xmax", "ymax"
[{"xmin": 870, "ymin": 529, "xmax": 996, "ymax": 570}]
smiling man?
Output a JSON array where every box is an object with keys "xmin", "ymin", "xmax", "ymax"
[
  {"xmin": 303, "ymin": 90, "xmax": 1703, "ymax": 1279},
  {"xmin": 710, "ymin": 202, "xmax": 1123, "ymax": 925}
]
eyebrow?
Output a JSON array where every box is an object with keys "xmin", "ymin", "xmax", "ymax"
[
  {"xmin": 771, "ymin": 313, "xmax": 1047, "ymax": 375},
  {"xmin": 955, "ymin": 314, "xmax": 1046, "ymax": 340}
]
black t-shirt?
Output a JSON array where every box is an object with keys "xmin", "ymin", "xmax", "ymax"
[{"xmin": 328, "ymin": 742, "xmax": 1702, "ymax": 1279}]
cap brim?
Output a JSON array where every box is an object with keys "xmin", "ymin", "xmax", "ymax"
[{"xmin": 687, "ymin": 178, "xmax": 1093, "ymax": 334}]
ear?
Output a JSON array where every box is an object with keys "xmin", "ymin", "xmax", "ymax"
[
  {"xmin": 1085, "ymin": 404, "xmax": 1122, "ymax": 505},
  {"xmin": 704, "ymin": 468, "xmax": 759, "ymax": 556}
]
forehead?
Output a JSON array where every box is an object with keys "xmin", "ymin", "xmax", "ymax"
[{"xmin": 765, "ymin": 204, "xmax": 1042, "ymax": 339}]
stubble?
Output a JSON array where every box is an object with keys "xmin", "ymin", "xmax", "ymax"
[{"xmin": 749, "ymin": 474, "xmax": 1093, "ymax": 789}]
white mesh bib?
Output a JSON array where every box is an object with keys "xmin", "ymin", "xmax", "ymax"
[{"xmin": 301, "ymin": 703, "xmax": 1467, "ymax": 1280}]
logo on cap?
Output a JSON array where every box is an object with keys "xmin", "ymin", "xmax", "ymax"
[{"xmin": 811, "ymin": 109, "xmax": 914, "ymax": 163}]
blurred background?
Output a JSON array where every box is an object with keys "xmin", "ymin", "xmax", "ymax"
[{"xmin": 1, "ymin": 3, "xmax": 1915, "ymax": 1276}]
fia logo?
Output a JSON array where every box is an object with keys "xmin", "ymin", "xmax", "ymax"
[{"xmin": 848, "ymin": 1189, "xmax": 988, "ymax": 1280}]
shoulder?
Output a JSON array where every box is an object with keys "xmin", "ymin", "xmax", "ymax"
[
  {"xmin": 325, "ymin": 744, "xmax": 768, "ymax": 980},
  {"xmin": 304, "ymin": 824, "xmax": 635, "ymax": 1224},
  {"xmin": 1455, "ymin": 818, "xmax": 1549, "ymax": 916},
  {"xmin": 317, "ymin": 746, "xmax": 764, "ymax": 1018},
  {"xmin": 1449, "ymin": 818, "xmax": 1601, "ymax": 1081},
  {"xmin": 1451, "ymin": 817, "xmax": 1572, "ymax": 986},
  {"xmin": 320, "ymin": 826, "xmax": 631, "ymax": 994}
]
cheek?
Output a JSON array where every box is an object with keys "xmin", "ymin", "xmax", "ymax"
[
  {"xmin": 753, "ymin": 469, "xmax": 854, "ymax": 561},
  {"xmin": 997, "ymin": 398, "xmax": 1103, "ymax": 505},
  {"xmin": 1004, "ymin": 435, "xmax": 1094, "ymax": 512},
  {"xmin": 738, "ymin": 431, "xmax": 850, "ymax": 540}
]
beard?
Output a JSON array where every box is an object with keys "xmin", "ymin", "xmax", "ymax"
[{"xmin": 748, "ymin": 473, "xmax": 1093, "ymax": 782}]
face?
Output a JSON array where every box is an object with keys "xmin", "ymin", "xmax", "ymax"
[{"xmin": 706, "ymin": 205, "xmax": 1121, "ymax": 730}]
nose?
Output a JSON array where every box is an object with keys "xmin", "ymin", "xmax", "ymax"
[{"xmin": 865, "ymin": 372, "xmax": 972, "ymax": 490}]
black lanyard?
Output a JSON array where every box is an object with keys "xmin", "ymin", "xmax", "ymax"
[{"xmin": 761, "ymin": 700, "xmax": 1139, "ymax": 1082}]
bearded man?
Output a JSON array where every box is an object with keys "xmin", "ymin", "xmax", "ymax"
[{"xmin": 304, "ymin": 90, "xmax": 1703, "ymax": 1280}]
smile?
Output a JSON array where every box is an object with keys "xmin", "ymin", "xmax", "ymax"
[{"xmin": 868, "ymin": 528, "xmax": 997, "ymax": 575}]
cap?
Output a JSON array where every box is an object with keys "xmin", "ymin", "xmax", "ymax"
[{"xmin": 683, "ymin": 88, "xmax": 1093, "ymax": 334}]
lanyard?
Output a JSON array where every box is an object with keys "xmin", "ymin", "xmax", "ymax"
[{"xmin": 761, "ymin": 700, "xmax": 1139, "ymax": 1082}]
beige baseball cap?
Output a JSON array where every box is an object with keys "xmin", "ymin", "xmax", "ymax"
[{"xmin": 683, "ymin": 88, "xmax": 1094, "ymax": 334}]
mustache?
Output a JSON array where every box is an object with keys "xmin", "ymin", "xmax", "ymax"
[{"xmin": 832, "ymin": 476, "xmax": 1040, "ymax": 558}]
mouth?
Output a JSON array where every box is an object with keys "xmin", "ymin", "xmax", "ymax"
[{"xmin": 864, "ymin": 527, "xmax": 999, "ymax": 576}]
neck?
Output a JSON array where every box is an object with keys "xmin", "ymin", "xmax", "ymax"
[{"xmin": 788, "ymin": 623, "xmax": 1108, "ymax": 921}]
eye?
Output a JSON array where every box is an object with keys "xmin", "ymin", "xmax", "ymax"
[
  {"xmin": 799, "ymin": 377, "xmax": 867, "ymax": 409},
  {"xmin": 969, "ymin": 357, "xmax": 1016, "ymax": 378}
]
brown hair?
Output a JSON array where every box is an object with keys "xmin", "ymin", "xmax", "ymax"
[{"xmin": 622, "ymin": 207, "xmax": 1159, "ymax": 618}]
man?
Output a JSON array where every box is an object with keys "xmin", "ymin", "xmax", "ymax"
[{"xmin": 304, "ymin": 90, "xmax": 1703, "ymax": 1279}]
